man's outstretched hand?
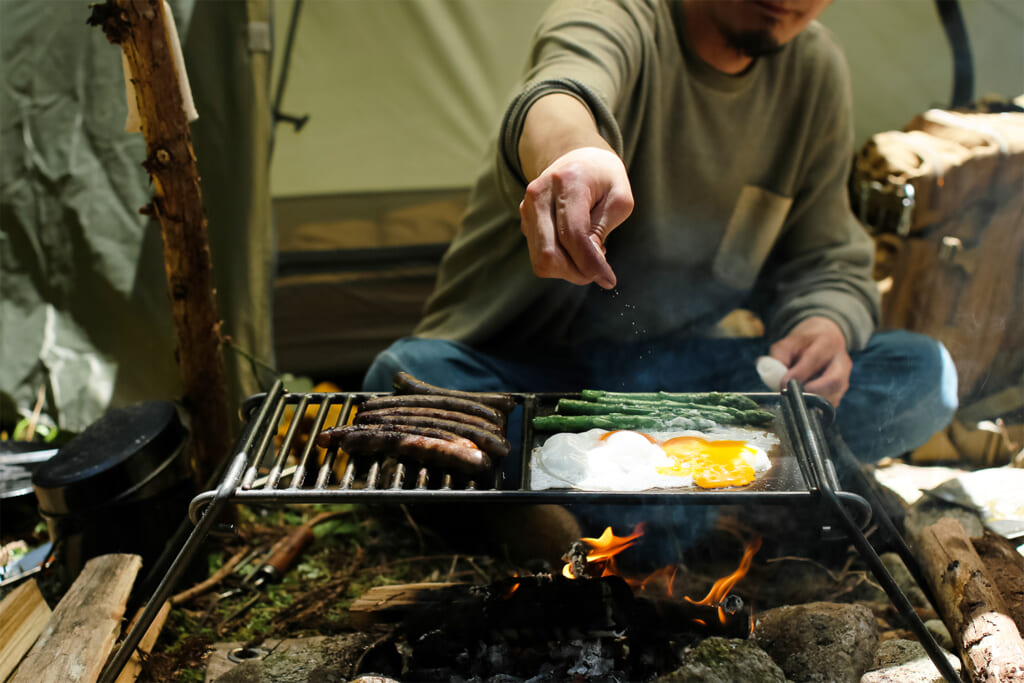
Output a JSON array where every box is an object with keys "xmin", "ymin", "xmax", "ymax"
[
  {"xmin": 769, "ymin": 316, "xmax": 852, "ymax": 407},
  {"xmin": 520, "ymin": 146, "xmax": 634, "ymax": 289}
]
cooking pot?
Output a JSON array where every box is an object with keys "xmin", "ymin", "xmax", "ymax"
[{"xmin": 31, "ymin": 401, "xmax": 195, "ymax": 582}]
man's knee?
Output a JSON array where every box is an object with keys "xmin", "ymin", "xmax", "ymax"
[
  {"xmin": 362, "ymin": 336, "xmax": 506, "ymax": 393},
  {"xmin": 842, "ymin": 330, "xmax": 958, "ymax": 461},
  {"xmin": 362, "ymin": 337, "xmax": 431, "ymax": 391}
]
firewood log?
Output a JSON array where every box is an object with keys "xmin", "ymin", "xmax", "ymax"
[{"xmin": 908, "ymin": 517, "xmax": 1024, "ymax": 682}]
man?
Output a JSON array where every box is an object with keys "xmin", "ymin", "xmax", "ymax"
[{"xmin": 364, "ymin": 0, "xmax": 957, "ymax": 467}]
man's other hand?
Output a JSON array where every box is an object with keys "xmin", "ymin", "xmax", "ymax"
[
  {"xmin": 769, "ymin": 316, "xmax": 851, "ymax": 407},
  {"xmin": 520, "ymin": 147, "xmax": 634, "ymax": 289}
]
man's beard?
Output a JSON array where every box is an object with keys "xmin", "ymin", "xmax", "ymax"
[{"xmin": 722, "ymin": 28, "xmax": 785, "ymax": 58}]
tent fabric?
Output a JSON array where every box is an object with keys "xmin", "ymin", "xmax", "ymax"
[
  {"xmin": 1, "ymin": 2, "xmax": 180, "ymax": 433},
  {"xmin": 185, "ymin": 0, "xmax": 277, "ymax": 404},
  {"xmin": 0, "ymin": 0, "xmax": 273, "ymax": 435},
  {"xmin": 272, "ymin": 192, "xmax": 465, "ymax": 381}
]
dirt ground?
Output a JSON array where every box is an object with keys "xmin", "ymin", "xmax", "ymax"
[{"xmin": 142, "ymin": 502, "xmax": 525, "ymax": 681}]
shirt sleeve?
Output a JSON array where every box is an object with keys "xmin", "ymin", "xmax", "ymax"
[
  {"xmin": 750, "ymin": 39, "xmax": 880, "ymax": 351},
  {"xmin": 495, "ymin": 0, "xmax": 645, "ymax": 189}
]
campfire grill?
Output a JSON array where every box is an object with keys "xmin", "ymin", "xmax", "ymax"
[{"xmin": 99, "ymin": 381, "xmax": 965, "ymax": 683}]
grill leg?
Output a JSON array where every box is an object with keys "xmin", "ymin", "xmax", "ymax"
[
  {"xmin": 784, "ymin": 382, "xmax": 965, "ymax": 683},
  {"xmin": 829, "ymin": 492, "xmax": 965, "ymax": 682}
]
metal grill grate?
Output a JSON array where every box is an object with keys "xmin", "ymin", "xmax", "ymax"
[{"xmin": 186, "ymin": 384, "xmax": 872, "ymax": 529}]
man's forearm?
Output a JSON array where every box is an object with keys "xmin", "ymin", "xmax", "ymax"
[{"xmin": 517, "ymin": 93, "xmax": 615, "ymax": 181}]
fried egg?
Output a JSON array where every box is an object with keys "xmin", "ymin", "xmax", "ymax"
[{"xmin": 529, "ymin": 428, "xmax": 775, "ymax": 491}]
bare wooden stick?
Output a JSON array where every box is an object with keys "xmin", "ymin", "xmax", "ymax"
[
  {"xmin": 10, "ymin": 554, "xmax": 142, "ymax": 683},
  {"xmin": 348, "ymin": 582, "xmax": 469, "ymax": 629},
  {"xmin": 910, "ymin": 517, "xmax": 1024, "ymax": 682},
  {"xmin": 88, "ymin": 0, "xmax": 231, "ymax": 486},
  {"xmin": 170, "ymin": 547, "xmax": 249, "ymax": 605}
]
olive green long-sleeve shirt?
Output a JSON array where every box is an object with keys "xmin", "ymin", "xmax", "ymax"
[{"xmin": 416, "ymin": 0, "xmax": 879, "ymax": 356}]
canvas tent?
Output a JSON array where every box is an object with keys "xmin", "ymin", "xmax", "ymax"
[{"xmin": 1, "ymin": 0, "xmax": 1022, "ymax": 438}]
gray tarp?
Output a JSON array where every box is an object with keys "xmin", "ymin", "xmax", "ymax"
[{"xmin": 1, "ymin": 0, "xmax": 273, "ymax": 435}]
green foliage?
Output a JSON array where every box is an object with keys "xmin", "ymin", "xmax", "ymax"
[{"xmin": 154, "ymin": 502, "xmax": 514, "ymax": 677}]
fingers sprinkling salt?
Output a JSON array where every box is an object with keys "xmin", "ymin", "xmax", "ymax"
[{"xmin": 756, "ymin": 356, "xmax": 788, "ymax": 391}]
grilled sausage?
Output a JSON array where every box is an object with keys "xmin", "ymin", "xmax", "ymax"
[
  {"xmin": 352, "ymin": 413, "xmax": 511, "ymax": 458},
  {"xmin": 392, "ymin": 372, "xmax": 516, "ymax": 414},
  {"xmin": 360, "ymin": 394, "xmax": 504, "ymax": 427},
  {"xmin": 316, "ymin": 424, "xmax": 490, "ymax": 473},
  {"xmin": 356, "ymin": 406, "xmax": 503, "ymax": 436},
  {"xmin": 318, "ymin": 422, "xmax": 475, "ymax": 449}
]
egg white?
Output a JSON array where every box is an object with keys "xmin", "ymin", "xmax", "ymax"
[{"xmin": 529, "ymin": 428, "xmax": 776, "ymax": 492}]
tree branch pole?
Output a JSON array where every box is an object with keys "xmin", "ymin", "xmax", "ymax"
[{"xmin": 89, "ymin": 0, "xmax": 231, "ymax": 486}]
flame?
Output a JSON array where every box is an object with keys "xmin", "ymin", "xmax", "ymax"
[
  {"xmin": 562, "ymin": 523, "xmax": 646, "ymax": 579},
  {"xmin": 638, "ymin": 565, "xmax": 678, "ymax": 597},
  {"xmin": 582, "ymin": 523, "xmax": 646, "ymax": 562},
  {"xmin": 559, "ymin": 522, "xmax": 762, "ymax": 631},
  {"xmin": 684, "ymin": 536, "xmax": 762, "ymax": 624}
]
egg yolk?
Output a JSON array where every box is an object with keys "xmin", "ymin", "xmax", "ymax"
[
  {"xmin": 657, "ymin": 435, "xmax": 757, "ymax": 489},
  {"xmin": 599, "ymin": 430, "xmax": 657, "ymax": 443}
]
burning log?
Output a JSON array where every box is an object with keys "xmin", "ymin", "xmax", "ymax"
[
  {"xmin": 560, "ymin": 524, "xmax": 762, "ymax": 637},
  {"xmin": 349, "ymin": 575, "xmax": 637, "ymax": 641},
  {"xmin": 644, "ymin": 593, "xmax": 753, "ymax": 639},
  {"xmin": 562, "ymin": 524, "xmax": 646, "ymax": 580}
]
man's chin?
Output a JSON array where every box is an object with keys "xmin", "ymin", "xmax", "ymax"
[{"xmin": 726, "ymin": 29, "xmax": 785, "ymax": 58}]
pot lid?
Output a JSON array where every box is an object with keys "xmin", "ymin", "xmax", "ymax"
[{"xmin": 32, "ymin": 401, "xmax": 187, "ymax": 514}]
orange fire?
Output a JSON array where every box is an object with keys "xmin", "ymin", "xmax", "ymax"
[
  {"xmin": 562, "ymin": 522, "xmax": 646, "ymax": 579},
  {"xmin": 683, "ymin": 535, "xmax": 762, "ymax": 627},
  {"xmin": 562, "ymin": 523, "xmax": 762, "ymax": 629},
  {"xmin": 638, "ymin": 565, "xmax": 679, "ymax": 597},
  {"xmin": 503, "ymin": 572, "xmax": 521, "ymax": 599}
]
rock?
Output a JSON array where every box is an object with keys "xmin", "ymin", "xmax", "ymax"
[
  {"xmin": 904, "ymin": 496, "xmax": 985, "ymax": 540},
  {"xmin": 880, "ymin": 553, "xmax": 930, "ymax": 609},
  {"xmin": 860, "ymin": 639, "xmax": 962, "ymax": 683},
  {"xmin": 753, "ymin": 602, "xmax": 878, "ymax": 683},
  {"xmin": 656, "ymin": 637, "xmax": 788, "ymax": 683},
  {"xmin": 210, "ymin": 633, "xmax": 387, "ymax": 683},
  {"xmin": 924, "ymin": 619, "xmax": 953, "ymax": 652}
]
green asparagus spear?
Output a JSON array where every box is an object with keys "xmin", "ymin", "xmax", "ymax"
[
  {"xmin": 556, "ymin": 398, "xmax": 773, "ymax": 426},
  {"xmin": 532, "ymin": 413, "xmax": 713, "ymax": 432},
  {"xmin": 581, "ymin": 389, "xmax": 761, "ymax": 411}
]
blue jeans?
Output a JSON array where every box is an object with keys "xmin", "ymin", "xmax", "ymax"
[{"xmin": 363, "ymin": 330, "xmax": 957, "ymax": 463}]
